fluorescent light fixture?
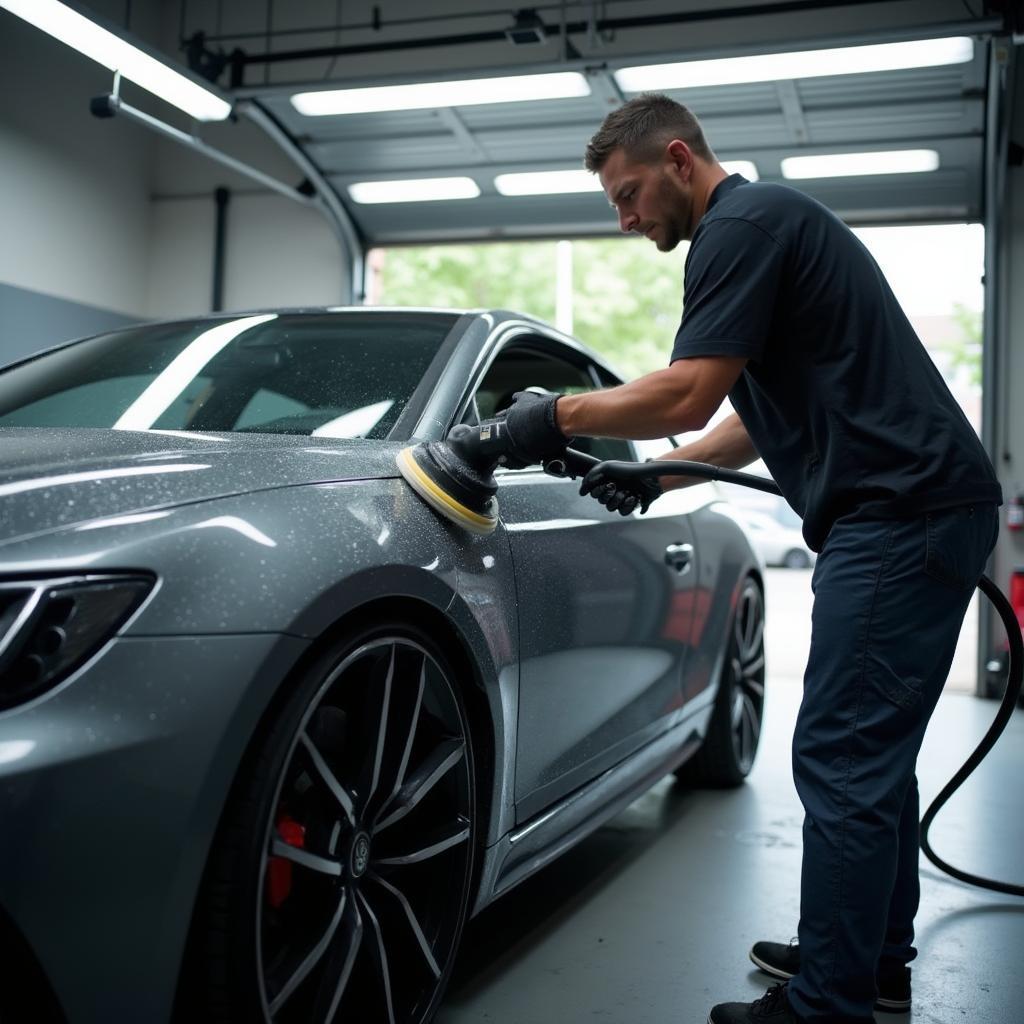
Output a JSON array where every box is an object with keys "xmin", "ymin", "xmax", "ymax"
[
  {"xmin": 781, "ymin": 149, "xmax": 940, "ymax": 179},
  {"xmin": 495, "ymin": 161, "xmax": 760, "ymax": 196},
  {"xmin": 494, "ymin": 170, "xmax": 601, "ymax": 196},
  {"xmin": 722, "ymin": 160, "xmax": 759, "ymax": 181},
  {"xmin": 114, "ymin": 314, "xmax": 277, "ymax": 430},
  {"xmin": 0, "ymin": 0, "xmax": 232, "ymax": 121},
  {"xmin": 347, "ymin": 177, "xmax": 480, "ymax": 204},
  {"xmin": 292, "ymin": 71, "xmax": 589, "ymax": 116},
  {"xmin": 615, "ymin": 36, "xmax": 973, "ymax": 92}
]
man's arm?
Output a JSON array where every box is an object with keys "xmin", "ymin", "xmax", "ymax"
[
  {"xmin": 555, "ymin": 356, "xmax": 747, "ymax": 440},
  {"xmin": 653, "ymin": 413, "xmax": 758, "ymax": 492}
]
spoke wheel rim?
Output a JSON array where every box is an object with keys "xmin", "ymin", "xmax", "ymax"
[
  {"xmin": 729, "ymin": 580, "xmax": 766, "ymax": 775},
  {"xmin": 255, "ymin": 636, "xmax": 473, "ymax": 1024}
]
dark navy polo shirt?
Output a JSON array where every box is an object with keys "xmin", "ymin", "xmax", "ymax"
[{"xmin": 671, "ymin": 174, "xmax": 1001, "ymax": 551}]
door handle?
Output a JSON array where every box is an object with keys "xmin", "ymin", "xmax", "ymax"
[{"xmin": 664, "ymin": 542, "xmax": 694, "ymax": 573}]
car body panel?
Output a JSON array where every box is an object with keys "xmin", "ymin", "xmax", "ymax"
[
  {"xmin": 497, "ymin": 469, "xmax": 698, "ymax": 821},
  {"xmin": 0, "ymin": 309, "xmax": 763, "ymax": 1024},
  {"xmin": 0, "ymin": 631, "xmax": 308, "ymax": 1022}
]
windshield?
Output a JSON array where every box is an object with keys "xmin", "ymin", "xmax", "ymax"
[{"xmin": 0, "ymin": 312, "xmax": 457, "ymax": 439}]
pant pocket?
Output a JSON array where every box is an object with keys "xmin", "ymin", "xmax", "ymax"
[{"xmin": 925, "ymin": 506, "xmax": 986, "ymax": 591}]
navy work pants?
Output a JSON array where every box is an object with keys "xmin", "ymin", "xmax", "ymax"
[{"xmin": 785, "ymin": 504, "xmax": 998, "ymax": 1024}]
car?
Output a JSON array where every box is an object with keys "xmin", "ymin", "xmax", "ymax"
[
  {"xmin": 731, "ymin": 505, "xmax": 816, "ymax": 569},
  {"xmin": 0, "ymin": 308, "xmax": 765, "ymax": 1024}
]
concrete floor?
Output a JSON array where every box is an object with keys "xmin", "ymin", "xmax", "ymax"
[{"xmin": 437, "ymin": 572, "xmax": 1024, "ymax": 1024}]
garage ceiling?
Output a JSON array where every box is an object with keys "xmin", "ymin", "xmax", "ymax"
[{"xmin": 172, "ymin": 0, "xmax": 1004, "ymax": 244}]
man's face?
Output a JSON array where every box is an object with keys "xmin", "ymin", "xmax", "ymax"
[{"xmin": 598, "ymin": 143, "xmax": 695, "ymax": 251}]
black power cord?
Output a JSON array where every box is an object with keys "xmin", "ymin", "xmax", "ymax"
[{"xmin": 559, "ymin": 452, "xmax": 1024, "ymax": 896}]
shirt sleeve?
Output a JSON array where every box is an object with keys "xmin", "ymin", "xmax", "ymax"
[{"xmin": 670, "ymin": 217, "xmax": 784, "ymax": 364}]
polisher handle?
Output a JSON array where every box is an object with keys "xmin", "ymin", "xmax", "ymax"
[{"xmin": 542, "ymin": 447, "xmax": 600, "ymax": 480}]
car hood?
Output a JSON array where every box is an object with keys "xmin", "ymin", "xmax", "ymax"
[{"xmin": 0, "ymin": 428, "xmax": 407, "ymax": 544}]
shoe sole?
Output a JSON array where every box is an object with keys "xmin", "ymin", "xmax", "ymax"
[
  {"xmin": 748, "ymin": 948, "xmax": 794, "ymax": 981},
  {"xmin": 747, "ymin": 948, "xmax": 911, "ymax": 1013}
]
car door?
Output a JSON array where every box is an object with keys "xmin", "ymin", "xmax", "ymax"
[{"xmin": 468, "ymin": 334, "xmax": 700, "ymax": 823}]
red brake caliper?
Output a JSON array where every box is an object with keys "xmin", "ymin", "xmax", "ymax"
[{"xmin": 267, "ymin": 814, "xmax": 306, "ymax": 909}]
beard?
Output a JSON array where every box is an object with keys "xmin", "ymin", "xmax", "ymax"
[
  {"xmin": 655, "ymin": 224, "xmax": 681, "ymax": 252},
  {"xmin": 651, "ymin": 176, "xmax": 692, "ymax": 251}
]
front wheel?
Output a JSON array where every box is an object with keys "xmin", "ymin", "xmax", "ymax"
[
  {"xmin": 676, "ymin": 576, "xmax": 765, "ymax": 787},
  {"xmin": 189, "ymin": 623, "xmax": 476, "ymax": 1024}
]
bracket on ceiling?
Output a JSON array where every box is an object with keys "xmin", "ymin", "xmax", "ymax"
[{"xmin": 89, "ymin": 72, "xmax": 366, "ymax": 303}]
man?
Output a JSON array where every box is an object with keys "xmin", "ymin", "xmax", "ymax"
[{"xmin": 501, "ymin": 93, "xmax": 1001, "ymax": 1024}]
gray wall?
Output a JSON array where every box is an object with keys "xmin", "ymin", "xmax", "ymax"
[{"xmin": 0, "ymin": 282, "xmax": 141, "ymax": 366}]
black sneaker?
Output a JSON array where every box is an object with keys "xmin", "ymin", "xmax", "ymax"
[
  {"xmin": 709, "ymin": 983, "xmax": 802, "ymax": 1023},
  {"xmin": 748, "ymin": 940, "xmax": 912, "ymax": 1012}
]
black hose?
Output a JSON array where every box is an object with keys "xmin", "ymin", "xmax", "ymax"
[
  {"xmin": 577, "ymin": 453, "xmax": 1024, "ymax": 896},
  {"xmin": 919, "ymin": 574, "xmax": 1024, "ymax": 896}
]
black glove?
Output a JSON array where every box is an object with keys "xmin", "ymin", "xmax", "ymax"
[
  {"xmin": 502, "ymin": 389, "xmax": 572, "ymax": 465},
  {"xmin": 580, "ymin": 463, "xmax": 663, "ymax": 516}
]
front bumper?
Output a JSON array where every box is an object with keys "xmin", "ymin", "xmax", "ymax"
[{"xmin": 0, "ymin": 631, "xmax": 307, "ymax": 1024}]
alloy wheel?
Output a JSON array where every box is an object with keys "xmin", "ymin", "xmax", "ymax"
[
  {"xmin": 255, "ymin": 636, "xmax": 473, "ymax": 1024},
  {"xmin": 729, "ymin": 579, "xmax": 765, "ymax": 774}
]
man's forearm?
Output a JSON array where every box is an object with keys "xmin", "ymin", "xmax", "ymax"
[
  {"xmin": 555, "ymin": 356, "xmax": 748, "ymax": 440},
  {"xmin": 654, "ymin": 413, "xmax": 759, "ymax": 491},
  {"xmin": 555, "ymin": 366, "xmax": 706, "ymax": 439}
]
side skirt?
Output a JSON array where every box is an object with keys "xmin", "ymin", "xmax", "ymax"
[{"xmin": 471, "ymin": 706, "xmax": 713, "ymax": 916}]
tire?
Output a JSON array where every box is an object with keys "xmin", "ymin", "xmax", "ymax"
[
  {"xmin": 676, "ymin": 576, "xmax": 765, "ymax": 787},
  {"xmin": 782, "ymin": 549, "xmax": 810, "ymax": 569},
  {"xmin": 189, "ymin": 622, "xmax": 476, "ymax": 1024}
]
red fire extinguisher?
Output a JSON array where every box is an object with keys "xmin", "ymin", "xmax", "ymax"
[{"xmin": 1008, "ymin": 493, "xmax": 1024, "ymax": 532}]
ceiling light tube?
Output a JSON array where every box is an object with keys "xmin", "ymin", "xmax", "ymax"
[
  {"xmin": 615, "ymin": 36, "xmax": 973, "ymax": 92},
  {"xmin": 722, "ymin": 160, "xmax": 759, "ymax": 181},
  {"xmin": 348, "ymin": 178, "xmax": 481, "ymax": 204},
  {"xmin": 494, "ymin": 161, "xmax": 760, "ymax": 196},
  {"xmin": 781, "ymin": 149, "xmax": 940, "ymax": 179},
  {"xmin": 494, "ymin": 170, "xmax": 601, "ymax": 196},
  {"xmin": 0, "ymin": 0, "xmax": 231, "ymax": 121},
  {"xmin": 292, "ymin": 71, "xmax": 589, "ymax": 116}
]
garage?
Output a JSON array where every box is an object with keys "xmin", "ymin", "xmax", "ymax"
[{"xmin": 1, "ymin": 2, "xmax": 1022, "ymax": 1023}]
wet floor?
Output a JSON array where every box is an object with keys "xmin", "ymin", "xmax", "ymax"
[{"xmin": 437, "ymin": 683, "xmax": 1024, "ymax": 1024}]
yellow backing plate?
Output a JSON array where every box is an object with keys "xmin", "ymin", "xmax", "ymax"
[{"xmin": 396, "ymin": 447, "xmax": 498, "ymax": 536}]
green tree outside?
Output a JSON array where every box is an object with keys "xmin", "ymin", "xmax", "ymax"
[
  {"xmin": 945, "ymin": 301, "xmax": 983, "ymax": 387},
  {"xmin": 370, "ymin": 238, "xmax": 688, "ymax": 380}
]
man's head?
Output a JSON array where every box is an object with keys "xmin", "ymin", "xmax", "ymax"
[{"xmin": 585, "ymin": 93, "xmax": 724, "ymax": 250}]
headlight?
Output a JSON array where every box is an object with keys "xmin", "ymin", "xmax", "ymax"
[{"xmin": 0, "ymin": 575, "xmax": 153, "ymax": 711}]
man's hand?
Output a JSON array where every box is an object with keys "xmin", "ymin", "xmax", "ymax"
[
  {"xmin": 502, "ymin": 389, "xmax": 572, "ymax": 465},
  {"xmin": 580, "ymin": 464, "xmax": 662, "ymax": 515}
]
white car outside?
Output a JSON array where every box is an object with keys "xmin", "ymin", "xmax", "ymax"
[{"xmin": 739, "ymin": 508, "xmax": 817, "ymax": 569}]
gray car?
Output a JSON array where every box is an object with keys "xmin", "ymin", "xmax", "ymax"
[{"xmin": 0, "ymin": 309, "xmax": 765, "ymax": 1024}]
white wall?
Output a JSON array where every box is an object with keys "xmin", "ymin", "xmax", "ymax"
[
  {"xmin": 0, "ymin": 0, "xmax": 353, "ymax": 350},
  {"xmin": 147, "ymin": 190, "xmax": 350, "ymax": 317},
  {"xmin": 0, "ymin": 3, "xmax": 158, "ymax": 318}
]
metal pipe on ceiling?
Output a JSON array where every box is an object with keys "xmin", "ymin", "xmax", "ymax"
[
  {"xmin": 225, "ymin": 0, "xmax": 911, "ymax": 76},
  {"xmin": 90, "ymin": 91, "xmax": 366, "ymax": 304},
  {"xmin": 90, "ymin": 92, "xmax": 315, "ymax": 205},
  {"xmin": 226, "ymin": 18, "xmax": 1004, "ymax": 98}
]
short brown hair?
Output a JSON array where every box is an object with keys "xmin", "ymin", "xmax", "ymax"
[{"xmin": 584, "ymin": 93, "xmax": 714, "ymax": 172}]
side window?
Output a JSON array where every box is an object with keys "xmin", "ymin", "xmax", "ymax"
[{"xmin": 471, "ymin": 342, "xmax": 634, "ymax": 464}]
